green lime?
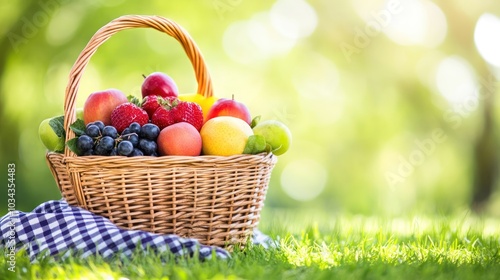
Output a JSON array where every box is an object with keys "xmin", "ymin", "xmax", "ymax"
[{"xmin": 252, "ymin": 120, "xmax": 292, "ymax": 156}]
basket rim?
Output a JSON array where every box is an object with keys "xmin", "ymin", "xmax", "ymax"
[{"xmin": 48, "ymin": 151, "xmax": 277, "ymax": 164}]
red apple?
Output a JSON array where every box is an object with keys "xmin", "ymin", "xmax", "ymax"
[
  {"xmin": 83, "ymin": 88, "xmax": 128, "ymax": 125},
  {"xmin": 157, "ymin": 122, "xmax": 202, "ymax": 156},
  {"xmin": 205, "ymin": 95, "xmax": 252, "ymax": 125},
  {"xmin": 141, "ymin": 72, "xmax": 179, "ymax": 98}
]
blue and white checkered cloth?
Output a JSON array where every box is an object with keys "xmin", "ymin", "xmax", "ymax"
[{"xmin": 0, "ymin": 200, "xmax": 273, "ymax": 262}]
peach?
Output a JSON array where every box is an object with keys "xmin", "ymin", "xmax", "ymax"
[
  {"xmin": 157, "ymin": 122, "xmax": 202, "ymax": 156},
  {"xmin": 83, "ymin": 88, "xmax": 128, "ymax": 125}
]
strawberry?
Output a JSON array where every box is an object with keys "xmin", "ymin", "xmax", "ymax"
[
  {"xmin": 151, "ymin": 99, "xmax": 204, "ymax": 131},
  {"xmin": 142, "ymin": 95, "xmax": 169, "ymax": 119},
  {"xmin": 171, "ymin": 102, "xmax": 204, "ymax": 130},
  {"xmin": 151, "ymin": 106, "xmax": 175, "ymax": 130},
  {"xmin": 141, "ymin": 95, "xmax": 161, "ymax": 119},
  {"xmin": 111, "ymin": 99, "xmax": 149, "ymax": 133}
]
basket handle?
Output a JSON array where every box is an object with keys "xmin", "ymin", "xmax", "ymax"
[{"xmin": 63, "ymin": 15, "xmax": 213, "ymax": 157}]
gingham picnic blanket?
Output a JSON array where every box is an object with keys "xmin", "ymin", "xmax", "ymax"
[{"xmin": 0, "ymin": 199, "xmax": 273, "ymax": 262}]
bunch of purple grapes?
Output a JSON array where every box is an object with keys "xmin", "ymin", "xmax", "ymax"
[{"xmin": 76, "ymin": 121, "xmax": 160, "ymax": 156}]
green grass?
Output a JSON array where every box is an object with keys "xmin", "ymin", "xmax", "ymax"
[{"xmin": 1, "ymin": 211, "xmax": 500, "ymax": 279}]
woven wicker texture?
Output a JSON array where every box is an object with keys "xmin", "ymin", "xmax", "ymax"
[{"xmin": 46, "ymin": 15, "xmax": 277, "ymax": 247}]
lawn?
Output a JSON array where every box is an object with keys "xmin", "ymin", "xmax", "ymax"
[{"xmin": 1, "ymin": 210, "xmax": 499, "ymax": 279}]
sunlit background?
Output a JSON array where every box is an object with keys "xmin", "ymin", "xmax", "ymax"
[{"xmin": 1, "ymin": 0, "xmax": 500, "ymax": 217}]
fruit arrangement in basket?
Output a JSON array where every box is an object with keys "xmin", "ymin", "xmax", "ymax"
[
  {"xmin": 42, "ymin": 15, "xmax": 286, "ymax": 247},
  {"xmin": 39, "ymin": 71, "xmax": 292, "ymax": 157}
]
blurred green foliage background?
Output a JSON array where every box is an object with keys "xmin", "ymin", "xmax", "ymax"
[{"xmin": 1, "ymin": 0, "xmax": 500, "ymax": 217}]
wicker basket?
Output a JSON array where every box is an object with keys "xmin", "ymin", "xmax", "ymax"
[{"xmin": 45, "ymin": 15, "xmax": 277, "ymax": 247}]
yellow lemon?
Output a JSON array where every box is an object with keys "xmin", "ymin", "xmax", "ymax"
[
  {"xmin": 200, "ymin": 116, "xmax": 253, "ymax": 156},
  {"xmin": 178, "ymin": 93, "xmax": 219, "ymax": 121}
]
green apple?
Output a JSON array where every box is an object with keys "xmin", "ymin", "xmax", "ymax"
[
  {"xmin": 252, "ymin": 120, "xmax": 292, "ymax": 156},
  {"xmin": 39, "ymin": 116, "xmax": 65, "ymax": 153}
]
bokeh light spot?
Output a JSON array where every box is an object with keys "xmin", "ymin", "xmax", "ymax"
[
  {"xmin": 292, "ymin": 53, "xmax": 343, "ymax": 124},
  {"xmin": 435, "ymin": 56, "xmax": 478, "ymax": 105},
  {"xmin": 280, "ymin": 159, "xmax": 328, "ymax": 201},
  {"xmin": 46, "ymin": 4, "xmax": 83, "ymax": 46},
  {"xmin": 223, "ymin": 20, "xmax": 262, "ymax": 64},
  {"xmin": 292, "ymin": 53, "xmax": 340, "ymax": 101},
  {"xmin": 383, "ymin": 0, "xmax": 447, "ymax": 48},
  {"xmin": 269, "ymin": 0, "xmax": 318, "ymax": 40},
  {"xmin": 223, "ymin": 12, "xmax": 297, "ymax": 64},
  {"xmin": 474, "ymin": 13, "xmax": 500, "ymax": 68},
  {"xmin": 247, "ymin": 12, "xmax": 297, "ymax": 57},
  {"xmin": 223, "ymin": 1, "xmax": 317, "ymax": 64}
]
